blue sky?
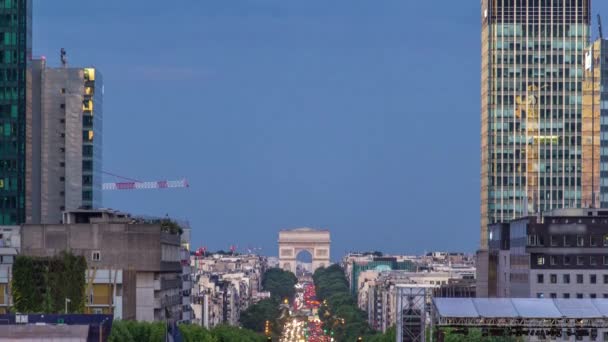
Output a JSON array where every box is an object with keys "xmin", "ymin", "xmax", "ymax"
[{"xmin": 33, "ymin": 1, "xmax": 608, "ymax": 258}]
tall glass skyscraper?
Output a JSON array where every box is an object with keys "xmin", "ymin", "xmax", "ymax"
[
  {"xmin": 0, "ymin": 0, "xmax": 31, "ymax": 224},
  {"xmin": 480, "ymin": 0, "xmax": 591, "ymax": 249}
]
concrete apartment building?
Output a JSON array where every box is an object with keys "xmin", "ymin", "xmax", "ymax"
[
  {"xmin": 20, "ymin": 209, "xmax": 184, "ymax": 322},
  {"xmin": 190, "ymin": 253, "xmax": 266, "ymax": 328},
  {"xmin": 488, "ymin": 208, "xmax": 608, "ymax": 300},
  {"xmin": 28, "ymin": 57, "xmax": 103, "ymax": 224}
]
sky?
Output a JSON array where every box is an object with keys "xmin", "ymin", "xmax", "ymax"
[{"xmin": 32, "ymin": 1, "xmax": 608, "ymax": 259}]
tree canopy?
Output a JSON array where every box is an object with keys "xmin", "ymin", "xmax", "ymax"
[
  {"xmin": 313, "ymin": 264, "xmax": 374, "ymax": 341},
  {"xmin": 261, "ymin": 268, "xmax": 297, "ymax": 302}
]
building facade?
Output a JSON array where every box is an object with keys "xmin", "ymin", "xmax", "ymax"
[
  {"xmin": 20, "ymin": 210, "xmax": 184, "ymax": 322},
  {"xmin": 28, "ymin": 58, "xmax": 102, "ymax": 224},
  {"xmin": 0, "ymin": 0, "xmax": 31, "ymax": 225},
  {"xmin": 480, "ymin": 0, "xmax": 592, "ymax": 250},
  {"xmin": 581, "ymin": 38, "xmax": 608, "ymax": 209},
  {"xmin": 488, "ymin": 208, "xmax": 608, "ymax": 300}
]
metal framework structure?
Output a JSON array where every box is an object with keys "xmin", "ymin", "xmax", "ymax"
[
  {"xmin": 396, "ymin": 286, "xmax": 426, "ymax": 342},
  {"xmin": 430, "ymin": 298, "xmax": 608, "ymax": 341},
  {"xmin": 102, "ymin": 179, "xmax": 189, "ymax": 191}
]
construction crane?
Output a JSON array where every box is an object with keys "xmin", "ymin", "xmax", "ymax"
[{"xmin": 102, "ymin": 171, "xmax": 189, "ymax": 191}]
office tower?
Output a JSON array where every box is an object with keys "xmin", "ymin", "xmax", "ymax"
[
  {"xmin": 0, "ymin": 0, "xmax": 32, "ymax": 224},
  {"xmin": 480, "ymin": 0, "xmax": 591, "ymax": 250},
  {"xmin": 581, "ymin": 38, "xmax": 606, "ymax": 208},
  {"xmin": 29, "ymin": 58, "xmax": 102, "ymax": 224}
]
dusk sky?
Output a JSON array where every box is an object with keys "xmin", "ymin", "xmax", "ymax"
[{"xmin": 33, "ymin": 1, "xmax": 608, "ymax": 259}]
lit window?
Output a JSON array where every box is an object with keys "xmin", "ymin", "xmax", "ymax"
[
  {"xmin": 537, "ymin": 256, "xmax": 545, "ymax": 265},
  {"xmin": 84, "ymin": 68, "xmax": 95, "ymax": 81},
  {"xmin": 577, "ymin": 235, "xmax": 585, "ymax": 247}
]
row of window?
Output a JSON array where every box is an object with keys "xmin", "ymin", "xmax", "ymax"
[
  {"xmin": 537, "ymin": 255, "xmax": 608, "ymax": 267},
  {"xmin": 537, "ymin": 292, "xmax": 607, "ymax": 299},
  {"xmin": 529, "ymin": 234, "xmax": 608, "ymax": 247},
  {"xmin": 537, "ymin": 273, "xmax": 608, "ymax": 284}
]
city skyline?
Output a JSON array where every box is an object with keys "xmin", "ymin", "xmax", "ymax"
[{"xmin": 30, "ymin": 1, "xmax": 608, "ymax": 257}]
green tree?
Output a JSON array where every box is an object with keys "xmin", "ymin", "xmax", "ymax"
[
  {"xmin": 179, "ymin": 324, "xmax": 217, "ymax": 342},
  {"xmin": 240, "ymin": 298, "xmax": 279, "ymax": 333},
  {"xmin": 210, "ymin": 325, "xmax": 266, "ymax": 342},
  {"xmin": 262, "ymin": 268, "xmax": 297, "ymax": 301}
]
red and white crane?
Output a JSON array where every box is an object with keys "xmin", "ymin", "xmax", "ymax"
[{"xmin": 102, "ymin": 171, "xmax": 189, "ymax": 191}]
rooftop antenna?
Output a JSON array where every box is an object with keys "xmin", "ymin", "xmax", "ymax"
[
  {"xmin": 599, "ymin": 14, "xmax": 604, "ymax": 40},
  {"xmin": 60, "ymin": 48, "xmax": 67, "ymax": 67}
]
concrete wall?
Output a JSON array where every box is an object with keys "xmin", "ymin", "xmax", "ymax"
[
  {"xmin": 21, "ymin": 223, "xmax": 181, "ymax": 272},
  {"xmin": 136, "ymin": 272, "xmax": 155, "ymax": 322}
]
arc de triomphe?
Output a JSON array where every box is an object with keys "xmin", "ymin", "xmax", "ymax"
[{"xmin": 278, "ymin": 228, "xmax": 330, "ymax": 274}]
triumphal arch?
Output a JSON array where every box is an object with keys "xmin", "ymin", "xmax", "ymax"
[{"xmin": 278, "ymin": 228, "xmax": 330, "ymax": 274}]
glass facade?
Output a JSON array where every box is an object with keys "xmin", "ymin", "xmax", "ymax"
[
  {"xmin": 0, "ymin": 0, "xmax": 30, "ymax": 224},
  {"xmin": 581, "ymin": 39, "xmax": 603, "ymax": 208},
  {"xmin": 82, "ymin": 68, "xmax": 102, "ymax": 209},
  {"xmin": 480, "ymin": 0, "xmax": 591, "ymax": 248}
]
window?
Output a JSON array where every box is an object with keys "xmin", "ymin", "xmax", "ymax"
[
  {"xmin": 591, "ymin": 256, "xmax": 598, "ymax": 266},
  {"xmin": 604, "ymin": 256, "xmax": 608, "ymax": 266},
  {"xmin": 563, "ymin": 293, "xmax": 570, "ymax": 299},
  {"xmin": 550, "ymin": 293, "xmax": 557, "ymax": 299},
  {"xmin": 577, "ymin": 256, "xmax": 585, "ymax": 265},
  {"xmin": 591, "ymin": 235, "xmax": 598, "ymax": 247},
  {"xmin": 604, "ymin": 235, "xmax": 608, "ymax": 246},
  {"xmin": 537, "ymin": 274, "xmax": 544, "ymax": 283},
  {"xmin": 590, "ymin": 294, "xmax": 597, "ymax": 299},
  {"xmin": 537, "ymin": 293, "xmax": 544, "ymax": 298},
  {"xmin": 550, "ymin": 256, "xmax": 558, "ymax": 265},
  {"xmin": 564, "ymin": 235, "xmax": 571, "ymax": 247},
  {"xmin": 604, "ymin": 294, "xmax": 608, "ymax": 299},
  {"xmin": 577, "ymin": 274, "xmax": 584, "ymax": 284},
  {"xmin": 564, "ymin": 274, "xmax": 571, "ymax": 284},
  {"xmin": 577, "ymin": 235, "xmax": 585, "ymax": 246},
  {"xmin": 528, "ymin": 235, "xmax": 539, "ymax": 246},
  {"xmin": 577, "ymin": 293, "xmax": 584, "ymax": 299},
  {"xmin": 550, "ymin": 235, "xmax": 559, "ymax": 246},
  {"xmin": 537, "ymin": 256, "xmax": 545, "ymax": 266},
  {"xmin": 564, "ymin": 255, "xmax": 571, "ymax": 265},
  {"xmin": 60, "ymin": 88, "xmax": 65, "ymax": 94},
  {"xmin": 59, "ymin": 177, "xmax": 65, "ymax": 182},
  {"xmin": 60, "ymin": 103, "xmax": 65, "ymax": 109},
  {"xmin": 591, "ymin": 274, "xmax": 597, "ymax": 284},
  {"xmin": 550, "ymin": 274, "xmax": 557, "ymax": 284},
  {"xmin": 91, "ymin": 251, "xmax": 101, "ymax": 262},
  {"xmin": 60, "ymin": 162, "xmax": 65, "ymax": 167}
]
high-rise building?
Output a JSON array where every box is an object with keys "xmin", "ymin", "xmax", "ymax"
[
  {"xmin": 28, "ymin": 58, "xmax": 102, "ymax": 224},
  {"xmin": 480, "ymin": 0, "xmax": 591, "ymax": 250},
  {"xmin": 0, "ymin": 0, "xmax": 32, "ymax": 225},
  {"xmin": 581, "ymin": 38, "xmax": 607, "ymax": 208}
]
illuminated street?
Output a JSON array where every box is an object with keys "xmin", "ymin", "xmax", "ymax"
[{"xmin": 280, "ymin": 282, "xmax": 330, "ymax": 342}]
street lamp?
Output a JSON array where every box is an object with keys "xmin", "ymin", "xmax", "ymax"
[{"xmin": 64, "ymin": 298, "xmax": 71, "ymax": 314}]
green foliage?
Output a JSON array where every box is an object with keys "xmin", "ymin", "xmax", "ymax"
[
  {"xmin": 313, "ymin": 264, "xmax": 375, "ymax": 341},
  {"xmin": 366, "ymin": 326, "xmax": 396, "ymax": 342},
  {"xmin": 110, "ymin": 322, "xmax": 265, "ymax": 342},
  {"xmin": 108, "ymin": 321, "xmax": 167, "ymax": 342},
  {"xmin": 210, "ymin": 325, "xmax": 266, "ymax": 342},
  {"xmin": 240, "ymin": 298, "xmax": 279, "ymax": 333},
  {"xmin": 179, "ymin": 324, "xmax": 217, "ymax": 342},
  {"xmin": 261, "ymin": 268, "xmax": 297, "ymax": 302},
  {"xmin": 439, "ymin": 328, "xmax": 521, "ymax": 342},
  {"xmin": 160, "ymin": 219, "xmax": 183, "ymax": 235},
  {"xmin": 12, "ymin": 251, "xmax": 86, "ymax": 313}
]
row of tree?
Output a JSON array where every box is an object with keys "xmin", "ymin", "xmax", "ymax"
[
  {"xmin": 108, "ymin": 321, "xmax": 267, "ymax": 342},
  {"xmin": 313, "ymin": 264, "xmax": 375, "ymax": 341},
  {"xmin": 240, "ymin": 268, "xmax": 298, "ymax": 336}
]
